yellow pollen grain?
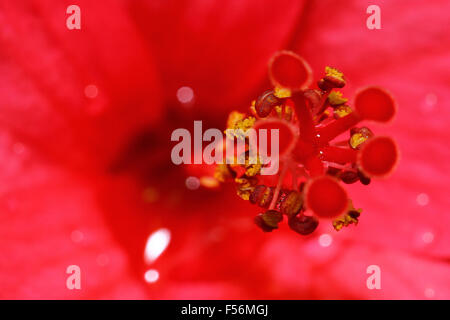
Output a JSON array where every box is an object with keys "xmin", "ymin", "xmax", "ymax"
[
  {"xmin": 274, "ymin": 105, "xmax": 283, "ymax": 117},
  {"xmin": 235, "ymin": 177, "xmax": 257, "ymax": 200},
  {"xmin": 245, "ymin": 163, "xmax": 262, "ymax": 177},
  {"xmin": 274, "ymin": 87, "xmax": 291, "ymax": 98},
  {"xmin": 325, "ymin": 66, "xmax": 345, "ymax": 82},
  {"xmin": 226, "ymin": 111, "xmax": 246, "ymax": 129},
  {"xmin": 214, "ymin": 164, "xmax": 232, "ymax": 182},
  {"xmin": 349, "ymin": 132, "xmax": 368, "ymax": 149},
  {"xmin": 225, "ymin": 114, "xmax": 256, "ymax": 140},
  {"xmin": 332, "ymin": 204, "xmax": 362, "ymax": 231},
  {"xmin": 334, "ymin": 105, "xmax": 353, "ymax": 118},
  {"xmin": 328, "ymin": 91, "xmax": 348, "ymax": 106}
]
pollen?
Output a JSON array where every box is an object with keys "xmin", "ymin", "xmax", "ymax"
[
  {"xmin": 333, "ymin": 201, "xmax": 362, "ymax": 231},
  {"xmin": 225, "ymin": 112, "xmax": 256, "ymax": 140},
  {"xmin": 349, "ymin": 127, "xmax": 373, "ymax": 149},
  {"xmin": 235, "ymin": 177, "xmax": 257, "ymax": 200},
  {"xmin": 328, "ymin": 91, "xmax": 348, "ymax": 106},
  {"xmin": 226, "ymin": 112, "xmax": 255, "ymax": 132},
  {"xmin": 214, "ymin": 164, "xmax": 233, "ymax": 182},
  {"xmin": 216, "ymin": 50, "xmax": 398, "ymax": 236},
  {"xmin": 325, "ymin": 66, "xmax": 345, "ymax": 82},
  {"xmin": 274, "ymin": 86, "xmax": 292, "ymax": 98},
  {"xmin": 245, "ymin": 163, "xmax": 262, "ymax": 177},
  {"xmin": 334, "ymin": 105, "xmax": 353, "ymax": 118},
  {"xmin": 226, "ymin": 111, "xmax": 245, "ymax": 129},
  {"xmin": 350, "ymin": 133, "xmax": 367, "ymax": 149}
]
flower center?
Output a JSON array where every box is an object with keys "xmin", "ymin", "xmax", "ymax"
[{"xmin": 216, "ymin": 50, "xmax": 399, "ymax": 235}]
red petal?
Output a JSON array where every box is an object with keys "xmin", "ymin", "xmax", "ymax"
[
  {"xmin": 0, "ymin": 1, "xmax": 163, "ymax": 169},
  {"xmin": 130, "ymin": 0, "xmax": 308, "ymax": 110}
]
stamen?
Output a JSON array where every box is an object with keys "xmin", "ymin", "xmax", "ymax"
[
  {"xmin": 280, "ymin": 191, "xmax": 303, "ymax": 217},
  {"xmin": 318, "ymin": 66, "xmax": 346, "ymax": 90},
  {"xmin": 316, "ymin": 112, "xmax": 361, "ymax": 144},
  {"xmin": 261, "ymin": 210, "xmax": 283, "ymax": 228},
  {"xmin": 254, "ymin": 213, "xmax": 277, "ymax": 232},
  {"xmin": 328, "ymin": 91, "xmax": 348, "ymax": 106},
  {"xmin": 334, "ymin": 105, "xmax": 353, "ymax": 118},
  {"xmin": 268, "ymin": 163, "xmax": 288, "ymax": 210},
  {"xmin": 288, "ymin": 214, "xmax": 319, "ymax": 235},
  {"xmin": 349, "ymin": 127, "xmax": 373, "ymax": 149},
  {"xmin": 339, "ymin": 170, "xmax": 359, "ymax": 184},
  {"xmin": 304, "ymin": 89, "xmax": 323, "ymax": 114},
  {"xmin": 220, "ymin": 52, "xmax": 398, "ymax": 235},
  {"xmin": 254, "ymin": 90, "xmax": 281, "ymax": 118}
]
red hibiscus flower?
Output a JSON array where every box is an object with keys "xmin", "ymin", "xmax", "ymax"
[{"xmin": 0, "ymin": 0, "xmax": 449, "ymax": 299}]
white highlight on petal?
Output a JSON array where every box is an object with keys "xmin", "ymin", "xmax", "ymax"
[
  {"xmin": 319, "ymin": 234, "xmax": 333, "ymax": 247},
  {"xmin": 422, "ymin": 231, "xmax": 434, "ymax": 244},
  {"xmin": 144, "ymin": 228, "xmax": 171, "ymax": 264},
  {"xmin": 176, "ymin": 86, "xmax": 194, "ymax": 104},
  {"xmin": 144, "ymin": 269, "xmax": 160, "ymax": 283},
  {"xmin": 424, "ymin": 288, "xmax": 435, "ymax": 298},
  {"xmin": 416, "ymin": 193, "xmax": 429, "ymax": 206},
  {"xmin": 96, "ymin": 254, "xmax": 109, "ymax": 267},
  {"xmin": 13, "ymin": 143, "xmax": 25, "ymax": 155},
  {"xmin": 84, "ymin": 84, "xmax": 98, "ymax": 99},
  {"xmin": 70, "ymin": 230, "xmax": 84, "ymax": 243},
  {"xmin": 423, "ymin": 93, "xmax": 437, "ymax": 111},
  {"xmin": 185, "ymin": 176, "xmax": 200, "ymax": 190}
]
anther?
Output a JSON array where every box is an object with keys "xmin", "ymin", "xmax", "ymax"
[
  {"xmin": 349, "ymin": 127, "xmax": 373, "ymax": 149},
  {"xmin": 340, "ymin": 170, "xmax": 359, "ymax": 184},
  {"xmin": 249, "ymin": 185, "xmax": 274, "ymax": 208},
  {"xmin": 254, "ymin": 90, "xmax": 281, "ymax": 118},
  {"xmin": 288, "ymin": 214, "xmax": 319, "ymax": 235},
  {"xmin": 254, "ymin": 214, "xmax": 277, "ymax": 232},
  {"xmin": 280, "ymin": 191, "xmax": 303, "ymax": 217},
  {"xmin": 357, "ymin": 170, "xmax": 371, "ymax": 185},
  {"xmin": 254, "ymin": 210, "xmax": 283, "ymax": 232}
]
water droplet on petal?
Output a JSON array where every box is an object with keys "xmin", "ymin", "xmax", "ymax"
[
  {"xmin": 185, "ymin": 176, "xmax": 200, "ymax": 190},
  {"xmin": 416, "ymin": 193, "xmax": 429, "ymax": 206},
  {"xmin": 423, "ymin": 93, "xmax": 437, "ymax": 112},
  {"xmin": 424, "ymin": 288, "xmax": 435, "ymax": 298},
  {"xmin": 319, "ymin": 233, "xmax": 333, "ymax": 247},
  {"xmin": 84, "ymin": 84, "xmax": 98, "ymax": 99},
  {"xmin": 71, "ymin": 230, "xmax": 84, "ymax": 243},
  {"xmin": 96, "ymin": 254, "xmax": 109, "ymax": 266},
  {"xmin": 13, "ymin": 143, "xmax": 25, "ymax": 155},
  {"xmin": 422, "ymin": 231, "xmax": 434, "ymax": 244},
  {"xmin": 176, "ymin": 86, "xmax": 194, "ymax": 104}
]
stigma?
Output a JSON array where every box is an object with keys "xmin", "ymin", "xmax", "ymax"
[{"xmin": 216, "ymin": 50, "xmax": 399, "ymax": 235}]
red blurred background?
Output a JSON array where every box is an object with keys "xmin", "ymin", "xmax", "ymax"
[{"xmin": 0, "ymin": 0, "xmax": 449, "ymax": 299}]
